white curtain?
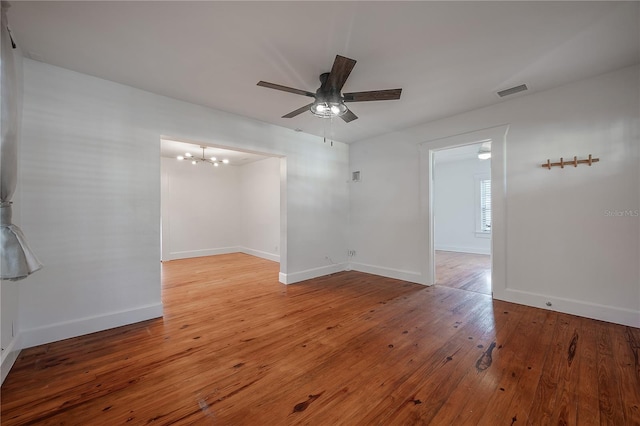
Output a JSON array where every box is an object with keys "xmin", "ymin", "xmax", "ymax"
[{"xmin": 1, "ymin": 1, "xmax": 41, "ymax": 280}]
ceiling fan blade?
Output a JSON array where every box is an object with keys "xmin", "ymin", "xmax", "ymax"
[
  {"xmin": 343, "ymin": 88, "xmax": 402, "ymax": 102},
  {"xmin": 282, "ymin": 103, "xmax": 314, "ymax": 118},
  {"xmin": 323, "ymin": 55, "xmax": 357, "ymax": 92},
  {"xmin": 341, "ymin": 109, "xmax": 358, "ymax": 123},
  {"xmin": 257, "ymin": 81, "xmax": 315, "ymax": 98}
]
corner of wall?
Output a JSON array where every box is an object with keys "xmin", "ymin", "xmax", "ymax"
[
  {"xmin": 279, "ymin": 263, "xmax": 348, "ymax": 285},
  {"xmin": 349, "ymin": 262, "xmax": 426, "ymax": 285},
  {"xmin": 239, "ymin": 247, "xmax": 280, "ymax": 263}
]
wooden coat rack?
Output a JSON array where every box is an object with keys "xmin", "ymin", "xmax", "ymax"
[{"xmin": 541, "ymin": 154, "xmax": 599, "ymax": 170}]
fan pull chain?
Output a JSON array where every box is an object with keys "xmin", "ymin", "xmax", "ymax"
[
  {"xmin": 323, "ymin": 117, "xmax": 327, "ymax": 144},
  {"xmin": 330, "ymin": 115, "xmax": 334, "ymax": 146}
]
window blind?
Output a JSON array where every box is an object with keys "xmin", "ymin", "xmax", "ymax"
[{"xmin": 480, "ymin": 179, "xmax": 491, "ymax": 232}]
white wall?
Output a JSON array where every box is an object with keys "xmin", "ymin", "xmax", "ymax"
[
  {"xmin": 434, "ymin": 156, "xmax": 491, "ymax": 255},
  {"xmin": 350, "ymin": 65, "xmax": 640, "ymax": 327},
  {"xmin": 348, "ymin": 138, "xmax": 423, "ymax": 283},
  {"xmin": 161, "ymin": 157, "xmax": 241, "ymax": 260},
  {"xmin": 160, "ymin": 155, "xmax": 281, "ymax": 263},
  {"xmin": 14, "ymin": 59, "xmax": 349, "ymax": 353},
  {"xmin": 240, "ymin": 157, "xmax": 281, "ymax": 261}
]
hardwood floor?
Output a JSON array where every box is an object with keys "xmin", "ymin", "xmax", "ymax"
[
  {"xmin": 2, "ymin": 253, "xmax": 639, "ymax": 425},
  {"xmin": 436, "ymin": 250, "xmax": 491, "ymax": 295}
]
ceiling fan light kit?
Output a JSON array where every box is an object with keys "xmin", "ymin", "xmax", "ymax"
[
  {"xmin": 311, "ymin": 101, "xmax": 347, "ymax": 118},
  {"xmin": 257, "ymin": 55, "xmax": 402, "ymax": 123}
]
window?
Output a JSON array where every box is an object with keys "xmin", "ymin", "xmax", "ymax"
[
  {"xmin": 479, "ymin": 178, "xmax": 491, "ymax": 233},
  {"xmin": 474, "ymin": 175, "xmax": 491, "ymax": 236}
]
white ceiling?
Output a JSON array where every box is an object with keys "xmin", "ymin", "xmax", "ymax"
[{"xmin": 7, "ymin": 1, "xmax": 640, "ymax": 144}]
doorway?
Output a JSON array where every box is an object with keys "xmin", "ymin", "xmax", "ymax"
[
  {"xmin": 160, "ymin": 137, "xmax": 286, "ymax": 275},
  {"xmin": 418, "ymin": 125, "xmax": 508, "ymax": 298},
  {"xmin": 433, "ymin": 142, "xmax": 492, "ymax": 294}
]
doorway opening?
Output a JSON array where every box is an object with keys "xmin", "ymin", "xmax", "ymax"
[
  {"xmin": 419, "ymin": 125, "xmax": 508, "ymax": 299},
  {"xmin": 160, "ymin": 137, "xmax": 286, "ymax": 278},
  {"xmin": 433, "ymin": 142, "xmax": 491, "ymax": 295}
]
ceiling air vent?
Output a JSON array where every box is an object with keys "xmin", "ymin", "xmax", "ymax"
[{"xmin": 497, "ymin": 84, "xmax": 528, "ymax": 98}]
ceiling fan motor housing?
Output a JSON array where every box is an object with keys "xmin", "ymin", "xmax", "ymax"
[{"xmin": 316, "ymin": 73, "xmax": 343, "ymax": 103}]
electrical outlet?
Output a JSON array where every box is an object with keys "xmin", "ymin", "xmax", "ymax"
[{"xmin": 348, "ymin": 250, "xmax": 356, "ymax": 257}]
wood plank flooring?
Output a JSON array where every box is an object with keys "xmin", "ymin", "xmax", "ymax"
[
  {"xmin": 436, "ymin": 250, "xmax": 491, "ymax": 295},
  {"xmin": 2, "ymin": 253, "xmax": 639, "ymax": 425}
]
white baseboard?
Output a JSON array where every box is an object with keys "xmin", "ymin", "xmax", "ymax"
[
  {"xmin": 494, "ymin": 287, "xmax": 640, "ymax": 328},
  {"xmin": 166, "ymin": 247, "xmax": 281, "ymax": 263},
  {"xmin": 435, "ymin": 245, "xmax": 491, "ymax": 255},
  {"xmin": 239, "ymin": 247, "xmax": 280, "ymax": 263},
  {"xmin": 1, "ymin": 333, "xmax": 22, "ymax": 385},
  {"xmin": 165, "ymin": 247, "xmax": 240, "ymax": 261},
  {"xmin": 20, "ymin": 303, "xmax": 163, "ymax": 350},
  {"xmin": 279, "ymin": 263, "xmax": 348, "ymax": 285},
  {"xmin": 350, "ymin": 262, "xmax": 426, "ymax": 285}
]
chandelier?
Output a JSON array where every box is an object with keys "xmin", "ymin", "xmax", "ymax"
[{"xmin": 177, "ymin": 146, "xmax": 229, "ymax": 167}]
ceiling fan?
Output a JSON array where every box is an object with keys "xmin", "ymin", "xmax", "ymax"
[{"xmin": 257, "ymin": 55, "xmax": 402, "ymax": 123}]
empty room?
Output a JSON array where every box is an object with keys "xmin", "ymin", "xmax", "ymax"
[{"xmin": 1, "ymin": 2, "xmax": 639, "ymax": 425}]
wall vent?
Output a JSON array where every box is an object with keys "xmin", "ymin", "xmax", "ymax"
[
  {"xmin": 352, "ymin": 171, "xmax": 361, "ymax": 182},
  {"xmin": 497, "ymin": 84, "xmax": 528, "ymax": 98}
]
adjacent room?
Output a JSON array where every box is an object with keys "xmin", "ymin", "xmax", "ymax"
[
  {"xmin": 160, "ymin": 139, "xmax": 281, "ymax": 265},
  {"xmin": 1, "ymin": 2, "xmax": 638, "ymax": 424},
  {"xmin": 433, "ymin": 142, "xmax": 492, "ymax": 295}
]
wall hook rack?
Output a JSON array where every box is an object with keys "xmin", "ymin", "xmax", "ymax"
[{"xmin": 541, "ymin": 154, "xmax": 599, "ymax": 170}]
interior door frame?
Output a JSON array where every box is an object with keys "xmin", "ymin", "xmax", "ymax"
[
  {"xmin": 418, "ymin": 125, "xmax": 509, "ymax": 298},
  {"xmin": 159, "ymin": 137, "xmax": 287, "ymax": 279}
]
